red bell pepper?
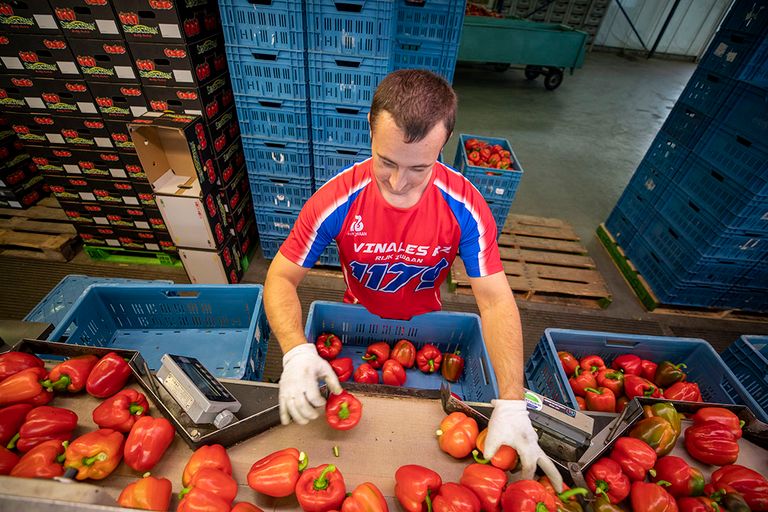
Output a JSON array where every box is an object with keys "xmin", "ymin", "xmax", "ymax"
[
  {"xmin": 0, "ymin": 351, "xmax": 44, "ymax": 381},
  {"xmin": 641, "ymin": 359, "xmax": 658, "ymax": 381},
  {"xmin": 630, "ymin": 481, "xmax": 678, "ymax": 512},
  {"xmin": 64, "ymin": 428, "xmax": 124, "ymax": 480},
  {"xmin": 326, "ymin": 390, "xmax": 363, "ymax": 430},
  {"xmin": 710, "ymin": 465, "xmax": 768, "ymax": 511},
  {"xmin": 650, "ymin": 456, "xmax": 704, "ymax": 498},
  {"xmin": 609, "ymin": 436, "xmax": 657, "ymax": 482},
  {"xmin": 330, "ymin": 358, "xmax": 353, "ymax": 382},
  {"xmin": 392, "ymin": 339, "xmax": 416, "ymax": 368},
  {"xmin": 441, "ymin": 350, "xmax": 465, "ymax": 383},
  {"xmin": 86, "ymin": 352, "xmax": 132, "ymax": 398},
  {"xmin": 0, "ymin": 367, "xmax": 51, "ymax": 407},
  {"xmin": 396, "ymin": 465, "xmax": 442, "ymax": 512},
  {"xmin": 630, "ymin": 416, "xmax": 678, "ymax": 456},
  {"xmin": 316, "ymin": 333, "xmax": 342, "ymax": 360},
  {"xmin": 592, "ymin": 495, "xmax": 628, "ymax": 512},
  {"xmin": 460, "ymin": 463, "xmax": 507, "ymax": 512},
  {"xmin": 416, "ymin": 344, "xmax": 443, "ymax": 374},
  {"xmin": 382, "ymin": 359, "xmax": 407, "ymax": 386},
  {"xmin": 611, "ymin": 354, "xmax": 642, "ymax": 376},
  {"xmin": 579, "ymin": 355, "xmax": 606, "ymax": 374},
  {"xmin": 644, "ymin": 403, "xmax": 683, "ymax": 437},
  {"xmin": 353, "ymin": 363, "xmax": 379, "ymax": 384},
  {"xmin": 177, "ymin": 487, "xmax": 231, "ymax": 512},
  {"xmin": 124, "ymin": 416, "xmax": 175, "ymax": 472},
  {"xmin": 42, "ymin": 355, "xmax": 99, "ymax": 393},
  {"xmin": 616, "ymin": 397, "xmax": 629, "ymax": 414},
  {"xmin": 501, "ymin": 480, "xmax": 557, "ymax": 512},
  {"xmin": 691, "ymin": 407, "xmax": 743, "ymax": 439},
  {"xmin": 568, "ymin": 367, "xmax": 597, "ymax": 397},
  {"xmin": 296, "ymin": 464, "xmax": 346, "ymax": 512},
  {"xmin": 575, "ymin": 397, "xmax": 587, "ymax": 410},
  {"xmin": 7, "ymin": 405, "xmax": 78, "ymax": 452},
  {"xmin": 624, "ymin": 374, "xmax": 662, "ymax": 400},
  {"xmin": 182, "ymin": 443, "xmax": 232, "ymax": 487},
  {"xmin": 361, "ymin": 342, "xmax": 390, "ymax": 369},
  {"xmin": 475, "ymin": 427, "xmax": 518, "ymax": 471},
  {"xmin": 0, "ymin": 403, "xmax": 34, "ymax": 445},
  {"xmin": 540, "ymin": 480, "xmax": 589, "ymax": 512},
  {"xmin": 92, "ymin": 388, "xmax": 149, "ymax": 433},
  {"xmin": 434, "ymin": 483, "xmax": 481, "ymax": 512},
  {"xmin": 558, "ymin": 351, "xmax": 579, "ymax": 377},
  {"xmin": 232, "ymin": 503, "xmax": 265, "ymax": 512},
  {"xmin": 683, "ymin": 424, "xmax": 739, "ymax": 466},
  {"xmin": 585, "ymin": 458, "xmax": 631, "ymax": 504},
  {"xmin": 654, "ymin": 361, "xmax": 687, "ymax": 388},
  {"xmin": 677, "ymin": 497, "xmax": 719, "ymax": 512},
  {"xmin": 0, "ymin": 445, "xmax": 19, "ymax": 475},
  {"xmin": 248, "ymin": 447, "xmax": 307, "ymax": 497},
  {"xmin": 118, "ymin": 474, "xmax": 173, "ymax": 511},
  {"xmin": 596, "ymin": 369, "xmax": 624, "ymax": 397},
  {"xmin": 584, "ymin": 387, "xmax": 616, "ymax": 413},
  {"xmin": 180, "ymin": 467, "xmax": 238, "ymax": 505},
  {"xmin": 663, "ymin": 382, "xmax": 702, "ymax": 402},
  {"xmin": 341, "ymin": 482, "xmax": 388, "ymax": 512},
  {"xmin": 437, "ymin": 412, "xmax": 479, "ymax": 459},
  {"xmin": 10, "ymin": 439, "xmax": 66, "ymax": 479}
]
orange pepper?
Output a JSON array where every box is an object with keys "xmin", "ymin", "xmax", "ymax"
[
  {"xmin": 474, "ymin": 428, "xmax": 519, "ymax": 471},
  {"xmin": 437, "ymin": 412, "xmax": 479, "ymax": 459}
]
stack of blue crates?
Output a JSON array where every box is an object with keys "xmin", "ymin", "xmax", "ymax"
[{"xmin": 605, "ymin": 0, "xmax": 768, "ymax": 312}]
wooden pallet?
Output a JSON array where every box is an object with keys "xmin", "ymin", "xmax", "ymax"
[
  {"xmin": 0, "ymin": 197, "xmax": 79, "ymax": 261},
  {"xmin": 597, "ymin": 223, "xmax": 768, "ymax": 322},
  {"xmin": 450, "ymin": 214, "xmax": 612, "ymax": 308}
]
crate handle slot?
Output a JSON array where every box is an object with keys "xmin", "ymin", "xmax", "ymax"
[
  {"xmin": 258, "ymin": 100, "xmax": 283, "ymax": 108},
  {"xmin": 736, "ymin": 135, "xmax": 751, "ymax": 147},
  {"xmin": 604, "ymin": 339, "xmax": 640, "ymax": 348},
  {"xmin": 334, "ymin": 2, "xmax": 364, "ymax": 13},
  {"xmin": 264, "ymin": 142, "xmax": 287, "ymax": 149},
  {"xmin": 334, "ymin": 59, "xmax": 362, "ymax": 68},
  {"xmin": 710, "ymin": 170, "xmax": 724, "ymax": 182},
  {"xmin": 335, "ymin": 107, "xmax": 361, "ymax": 115},
  {"xmin": 138, "ymin": 10, "xmax": 156, "ymax": 19},
  {"xmin": 668, "ymin": 227, "xmax": 679, "ymax": 239},
  {"xmin": 405, "ymin": 0, "xmax": 427, "ymax": 6},
  {"xmin": 336, "ymin": 149, "xmax": 361, "ymax": 156},
  {"xmin": 163, "ymin": 290, "xmax": 201, "ymax": 298},
  {"xmin": 688, "ymin": 201, "xmax": 700, "ymax": 213},
  {"xmin": 252, "ymin": 52, "xmax": 278, "ymax": 61},
  {"xmin": 248, "ymin": 0, "xmax": 273, "ymax": 4},
  {"xmin": 74, "ymin": 6, "xmax": 91, "ymax": 14},
  {"xmin": 705, "ymin": 73, "xmax": 720, "ymax": 83}
]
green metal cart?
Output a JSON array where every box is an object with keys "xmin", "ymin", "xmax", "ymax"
[{"xmin": 458, "ymin": 16, "xmax": 589, "ymax": 90}]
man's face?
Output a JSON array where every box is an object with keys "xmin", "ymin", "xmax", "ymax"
[{"xmin": 369, "ymin": 111, "xmax": 448, "ymax": 204}]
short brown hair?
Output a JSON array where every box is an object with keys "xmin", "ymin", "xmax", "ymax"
[{"xmin": 370, "ymin": 69, "xmax": 457, "ymax": 143}]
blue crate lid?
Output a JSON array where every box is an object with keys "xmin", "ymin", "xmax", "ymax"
[
  {"xmin": 219, "ymin": 0, "xmax": 306, "ymax": 51},
  {"xmin": 720, "ymin": 335, "xmax": 768, "ymax": 422}
]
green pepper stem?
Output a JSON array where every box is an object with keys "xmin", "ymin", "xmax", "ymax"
[
  {"xmin": 649, "ymin": 469, "xmax": 657, "ymax": 478},
  {"xmin": 178, "ymin": 487, "xmax": 190, "ymax": 500},
  {"xmin": 536, "ymin": 504, "xmax": 549, "ymax": 512},
  {"xmin": 605, "ymin": 372, "xmax": 623, "ymax": 380},
  {"xmin": 298, "ymin": 452, "xmax": 308, "ymax": 472},
  {"xmin": 656, "ymin": 480, "xmax": 672, "ymax": 487},
  {"xmin": 338, "ymin": 402, "xmax": 350, "ymax": 421},
  {"xmin": 56, "ymin": 453, "xmax": 66, "ymax": 463},
  {"xmin": 362, "ymin": 354, "xmax": 375, "ymax": 362},
  {"xmin": 143, "ymin": 472, "xmax": 151, "ymax": 478},
  {"xmin": 558, "ymin": 488, "xmax": 589, "ymax": 501},
  {"xmin": 584, "ymin": 388, "xmax": 602, "ymax": 395},
  {"xmin": 710, "ymin": 490, "xmax": 726, "ymax": 503},
  {"xmin": 82, "ymin": 452, "xmax": 107, "ymax": 467},
  {"xmin": 738, "ymin": 420, "xmax": 745, "ymax": 429},
  {"xmin": 129, "ymin": 404, "xmax": 144, "ymax": 415},
  {"xmin": 332, "ymin": 446, "xmax": 340, "ymax": 458},
  {"xmin": 676, "ymin": 363, "xmax": 687, "ymax": 370},
  {"xmin": 6, "ymin": 433, "xmax": 19, "ymax": 450},
  {"xmin": 574, "ymin": 367, "xmax": 582, "ymax": 377},
  {"xmin": 42, "ymin": 374, "xmax": 71, "ymax": 392},
  {"xmin": 313, "ymin": 465, "xmax": 336, "ymax": 491},
  {"xmin": 644, "ymin": 386, "xmax": 657, "ymax": 397},
  {"xmin": 429, "ymin": 359, "xmax": 435, "ymax": 372},
  {"xmin": 425, "ymin": 489, "xmax": 433, "ymax": 512},
  {"xmin": 472, "ymin": 450, "xmax": 490, "ymax": 464},
  {"xmin": 595, "ymin": 481, "xmax": 609, "ymax": 496}
]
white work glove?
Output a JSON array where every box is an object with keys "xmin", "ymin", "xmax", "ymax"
[
  {"xmin": 483, "ymin": 399, "xmax": 564, "ymax": 492},
  {"xmin": 279, "ymin": 343, "xmax": 342, "ymax": 426}
]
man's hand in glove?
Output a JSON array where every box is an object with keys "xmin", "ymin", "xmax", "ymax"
[
  {"xmin": 483, "ymin": 399, "xmax": 564, "ymax": 491},
  {"xmin": 279, "ymin": 343, "xmax": 343, "ymax": 425}
]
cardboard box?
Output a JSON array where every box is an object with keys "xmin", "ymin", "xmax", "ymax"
[
  {"xmin": 130, "ymin": 179, "xmax": 157, "ymax": 207},
  {"xmin": 128, "ymin": 35, "xmax": 227, "ymax": 88},
  {"xmin": 0, "ymin": 156, "xmax": 38, "ymax": 188},
  {"xmin": 28, "ymin": 147, "xmax": 129, "ymax": 179},
  {"xmin": 0, "ymin": 126, "xmax": 25, "ymax": 165},
  {"xmin": 0, "ymin": 75, "xmax": 97, "ymax": 115},
  {"xmin": 7, "ymin": 113, "xmax": 114, "ymax": 149},
  {"xmin": 53, "ymin": 0, "xmax": 122, "ymax": 40},
  {"xmin": 76, "ymin": 223, "xmax": 175, "ymax": 252},
  {"xmin": 142, "ymin": 72, "xmax": 233, "ymax": 122},
  {"xmin": 155, "ymin": 190, "xmax": 230, "ymax": 250},
  {"xmin": 104, "ymin": 119, "xmax": 135, "ymax": 152},
  {"xmin": 44, "ymin": 174, "xmax": 140, "ymax": 205},
  {"xmin": 0, "ymin": 33, "xmax": 79, "ymax": 78},
  {"xmin": 179, "ymin": 234, "xmax": 243, "ymax": 284},
  {"xmin": 59, "ymin": 200, "xmax": 148, "ymax": 229},
  {"xmin": 67, "ymin": 38, "xmax": 138, "ymax": 83},
  {"xmin": 0, "ymin": 2, "xmax": 60, "ymax": 35},
  {"xmin": 118, "ymin": 151, "xmax": 148, "ymax": 184},
  {"xmin": 112, "ymin": 0, "xmax": 221, "ymax": 44},
  {"xmin": 88, "ymin": 82, "xmax": 149, "ymax": 119},
  {"xmin": 0, "ymin": 176, "xmax": 47, "ymax": 208}
]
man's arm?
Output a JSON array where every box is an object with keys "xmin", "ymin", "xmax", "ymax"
[
  {"xmin": 469, "ymin": 270, "xmax": 523, "ymax": 400},
  {"xmin": 264, "ymin": 252, "xmax": 312, "ymax": 354}
]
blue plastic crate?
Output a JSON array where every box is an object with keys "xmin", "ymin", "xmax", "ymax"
[
  {"xmin": 313, "ymin": 144, "xmax": 371, "ymax": 186},
  {"xmin": 219, "ymin": 0, "xmax": 306, "ymax": 51},
  {"xmin": 391, "ymin": 36, "xmax": 459, "ymax": 83},
  {"xmin": 24, "ymin": 275, "xmax": 174, "ymax": 329},
  {"xmin": 720, "ymin": 0, "xmax": 768, "ymax": 38},
  {"xmin": 454, "ymin": 134, "xmax": 524, "ymax": 202},
  {"xmin": 660, "ymin": 102, "xmax": 712, "ymax": 149},
  {"xmin": 249, "ymin": 175, "xmax": 313, "ymax": 211},
  {"xmin": 308, "ymin": 52, "xmax": 389, "ymax": 106},
  {"xmin": 305, "ymin": 300, "xmax": 499, "ymax": 402},
  {"xmin": 625, "ymin": 159, "xmax": 671, "ymax": 207},
  {"xmin": 311, "ymin": 103, "xmax": 370, "ymax": 147},
  {"xmin": 260, "ymin": 235, "xmax": 339, "ymax": 266},
  {"xmin": 741, "ymin": 35, "xmax": 768, "ymax": 86},
  {"xmin": 395, "ymin": 0, "xmax": 466, "ymax": 46},
  {"xmin": 226, "ymin": 46, "xmax": 308, "ymax": 100},
  {"xmin": 254, "ymin": 206, "xmax": 298, "ymax": 237},
  {"xmin": 234, "ymin": 96, "xmax": 309, "ymax": 141},
  {"xmin": 524, "ymin": 328, "xmax": 762, "ymax": 413},
  {"xmin": 714, "ymin": 284, "xmax": 768, "ymax": 312},
  {"xmin": 694, "ymin": 125, "xmax": 768, "ymax": 198},
  {"xmin": 305, "ymin": 0, "xmax": 396, "ymax": 57},
  {"xmin": 678, "ymin": 68, "xmax": 736, "ymax": 118},
  {"xmin": 48, "ymin": 284, "xmax": 269, "ymax": 381},
  {"xmin": 642, "ymin": 131, "xmax": 690, "ymax": 179},
  {"xmin": 484, "ymin": 196, "xmax": 512, "ymax": 233},
  {"xmin": 721, "ymin": 335, "xmax": 768, "ymax": 421},
  {"xmin": 605, "ymin": 206, "xmax": 641, "ymax": 248},
  {"xmin": 699, "ymin": 30, "xmax": 761, "ymax": 78},
  {"xmin": 242, "ymin": 137, "xmax": 312, "ymax": 180},
  {"xmin": 316, "ymin": 242, "xmax": 341, "ymax": 266},
  {"xmin": 721, "ymin": 81, "xmax": 768, "ymax": 146}
]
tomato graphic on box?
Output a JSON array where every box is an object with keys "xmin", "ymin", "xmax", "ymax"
[
  {"xmin": 85, "ymin": 0, "xmax": 108, "ymax": 5},
  {"xmin": 32, "ymin": 157, "xmax": 49, "ymax": 166},
  {"xmin": 61, "ymin": 129, "xmax": 78, "ymax": 138},
  {"xmin": 159, "ymin": 240, "xmax": 173, "ymax": 248},
  {"xmin": 205, "ymin": 100, "xmax": 219, "ymax": 119},
  {"xmin": 103, "ymin": 43, "xmax": 126, "ymax": 55},
  {"xmin": 0, "ymin": 4, "xmax": 14, "ymax": 16},
  {"xmin": 33, "ymin": 116, "xmax": 53, "ymax": 125},
  {"xmin": 215, "ymin": 223, "xmax": 224, "ymax": 243},
  {"xmin": 222, "ymin": 165, "xmax": 233, "ymax": 183},
  {"xmin": 183, "ymin": 18, "xmax": 200, "ymax": 37},
  {"xmin": 177, "ymin": 90, "xmax": 197, "ymax": 100},
  {"xmin": 164, "ymin": 48, "xmax": 186, "ymax": 58},
  {"xmin": 229, "ymin": 270, "xmax": 238, "ymax": 283},
  {"xmin": 214, "ymin": 134, "xmax": 226, "ymax": 152},
  {"xmin": 55, "ymin": 8, "xmax": 76, "ymax": 21},
  {"xmin": 229, "ymin": 191, "xmax": 240, "ymax": 209},
  {"xmin": 41, "ymin": 93, "xmax": 61, "ymax": 104},
  {"xmin": 204, "ymin": 14, "xmax": 217, "ymax": 32},
  {"xmin": 119, "ymin": 12, "xmax": 139, "ymax": 26},
  {"xmin": 196, "ymin": 63, "xmax": 211, "ymax": 81},
  {"xmin": 236, "ymin": 217, "xmax": 245, "ymax": 233},
  {"xmin": 19, "ymin": 51, "xmax": 39, "ymax": 63},
  {"xmin": 148, "ymin": 0, "xmax": 173, "ymax": 9},
  {"xmin": 53, "ymin": 149, "xmax": 71, "ymax": 157},
  {"xmin": 78, "ymin": 160, "xmax": 95, "ymax": 170},
  {"xmin": 96, "ymin": 97, "xmax": 114, "ymax": 108},
  {"xmin": 83, "ymin": 120, "xmax": 104, "ymax": 129},
  {"xmin": 150, "ymin": 100, "xmax": 168, "ymax": 111},
  {"xmin": 138, "ymin": 232, "xmax": 154, "ymax": 240},
  {"xmin": 138, "ymin": 193, "xmax": 153, "ymax": 202},
  {"xmin": 66, "ymin": 82, "xmax": 87, "ymax": 92},
  {"xmin": 206, "ymin": 195, "xmax": 216, "ymax": 217},
  {"xmin": 111, "ymin": 133, "xmax": 129, "ymax": 143},
  {"xmin": 22, "ymin": 191, "xmax": 40, "ymax": 206},
  {"xmin": 120, "ymin": 87, "xmax": 142, "ymax": 96},
  {"xmin": 12, "ymin": 125, "xmax": 30, "ymax": 135},
  {"xmin": 101, "ymin": 153, "xmax": 119, "ymax": 162},
  {"xmin": 114, "ymin": 183, "xmax": 132, "ymax": 190},
  {"xmin": 93, "ymin": 189, "xmax": 110, "ymax": 197},
  {"xmin": 221, "ymin": 90, "xmax": 233, "ymax": 107},
  {"xmin": 43, "ymin": 40, "xmax": 67, "ymax": 50},
  {"xmin": 135, "ymin": 59, "xmax": 155, "ymax": 71},
  {"xmin": 223, "ymin": 247, "xmax": 232, "ymax": 266},
  {"xmin": 205, "ymin": 159, "xmax": 215, "ymax": 182},
  {"xmin": 213, "ymin": 54, "xmax": 226, "ymax": 73},
  {"xmin": 6, "ymin": 170, "xmax": 24, "ymax": 185},
  {"xmin": 125, "ymin": 164, "xmax": 142, "ymax": 174},
  {"xmin": 77, "ymin": 55, "xmax": 97, "ymax": 68},
  {"xmin": 11, "ymin": 78, "xmax": 33, "ymax": 87}
]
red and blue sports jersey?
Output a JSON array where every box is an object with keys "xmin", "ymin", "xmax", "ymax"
[{"xmin": 280, "ymin": 159, "xmax": 503, "ymax": 320}]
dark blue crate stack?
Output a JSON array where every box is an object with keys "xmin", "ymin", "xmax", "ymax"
[{"xmin": 605, "ymin": 0, "xmax": 768, "ymax": 311}]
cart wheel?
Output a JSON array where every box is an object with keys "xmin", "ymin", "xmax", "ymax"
[
  {"xmin": 544, "ymin": 69, "xmax": 564, "ymax": 90},
  {"xmin": 492, "ymin": 63, "xmax": 511, "ymax": 72},
  {"xmin": 524, "ymin": 65, "xmax": 541, "ymax": 80}
]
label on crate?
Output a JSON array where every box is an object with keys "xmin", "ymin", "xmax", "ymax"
[{"xmin": 524, "ymin": 391, "xmax": 543, "ymax": 412}]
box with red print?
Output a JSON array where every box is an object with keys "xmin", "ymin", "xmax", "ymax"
[
  {"xmin": 7, "ymin": 112, "xmax": 114, "ymax": 149},
  {"xmin": 44, "ymin": 174, "xmax": 140, "ymax": 206},
  {"xmin": 67, "ymin": 38, "xmax": 138, "ymax": 83},
  {"xmin": 88, "ymin": 82, "xmax": 149, "ymax": 120},
  {"xmin": 52, "ymin": 0, "xmax": 122, "ymax": 40},
  {"xmin": 180, "ymin": 234, "xmax": 244, "ymax": 284},
  {"xmin": 155, "ymin": 183, "xmax": 231, "ymax": 251},
  {"xmin": 0, "ymin": 1, "xmax": 60, "ymax": 36},
  {"xmin": 0, "ymin": 33, "xmax": 79, "ymax": 78},
  {"xmin": 76, "ymin": 224, "xmax": 176, "ymax": 253},
  {"xmin": 129, "ymin": 35, "xmax": 227, "ymax": 88},
  {"xmin": 104, "ymin": 119, "xmax": 136, "ymax": 152},
  {"xmin": 0, "ymin": 75, "xmax": 97, "ymax": 116},
  {"xmin": 113, "ymin": 0, "xmax": 221, "ymax": 44},
  {"xmin": 0, "ymin": 128, "xmax": 26, "ymax": 167},
  {"xmin": 59, "ymin": 200, "xmax": 150, "ymax": 230},
  {"xmin": 0, "ymin": 156, "xmax": 38, "ymax": 189},
  {"xmin": 117, "ymin": 151, "xmax": 148, "ymax": 184},
  {"xmin": 0, "ymin": 176, "xmax": 47, "ymax": 209},
  {"xmin": 130, "ymin": 178, "xmax": 158, "ymax": 207},
  {"xmin": 143, "ymin": 72, "xmax": 233, "ymax": 122},
  {"xmin": 27, "ymin": 147, "xmax": 130, "ymax": 180},
  {"xmin": 228, "ymin": 186, "xmax": 256, "ymax": 256}
]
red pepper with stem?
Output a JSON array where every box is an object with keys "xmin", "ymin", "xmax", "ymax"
[
  {"xmin": 382, "ymin": 359, "xmax": 407, "ymax": 386},
  {"xmin": 558, "ymin": 351, "xmax": 579, "ymax": 377},
  {"xmin": 710, "ymin": 465, "xmax": 768, "ymax": 511},
  {"xmin": 584, "ymin": 387, "xmax": 616, "ymax": 413},
  {"xmin": 361, "ymin": 342, "xmax": 389, "ymax": 369},
  {"xmin": 10, "ymin": 439, "xmax": 67, "ymax": 479},
  {"xmin": 118, "ymin": 473, "xmax": 173, "ymax": 512},
  {"xmin": 7, "ymin": 405, "xmax": 78, "ymax": 452},
  {"xmin": 630, "ymin": 416, "xmax": 678, "ymax": 456},
  {"xmin": 568, "ymin": 367, "xmax": 597, "ymax": 397},
  {"xmin": 0, "ymin": 403, "xmax": 34, "ymax": 445},
  {"xmin": 86, "ymin": 352, "xmax": 132, "ymax": 398},
  {"xmin": 474, "ymin": 427, "xmax": 518, "ymax": 471},
  {"xmin": 650, "ymin": 456, "xmax": 704, "ymax": 498},
  {"xmin": 641, "ymin": 359, "xmax": 659, "ymax": 381},
  {"xmin": 316, "ymin": 333, "xmax": 342, "ymax": 360},
  {"xmin": 0, "ymin": 445, "xmax": 18, "ymax": 475},
  {"xmin": 353, "ymin": 363, "xmax": 378, "ymax": 384},
  {"xmin": 0, "ymin": 367, "xmax": 51, "ymax": 407},
  {"xmin": 630, "ymin": 481, "xmax": 678, "ymax": 512},
  {"xmin": 325, "ymin": 390, "xmax": 363, "ymax": 430},
  {"xmin": 416, "ymin": 344, "xmax": 443, "ymax": 374},
  {"xmin": 434, "ymin": 483, "xmax": 481, "ymax": 512},
  {"xmin": 392, "ymin": 340, "xmax": 416, "ymax": 368},
  {"xmin": 341, "ymin": 482, "xmax": 388, "ymax": 512},
  {"xmin": 664, "ymin": 382, "xmax": 702, "ymax": 402},
  {"xmin": 330, "ymin": 358, "xmax": 353, "ymax": 382},
  {"xmin": 42, "ymin": 355, "xmax": 99, "ymax": 393},
  {"xmin": 501, "ymin": 480, "xmax": 558, "ymax": 512},
  {"xmin": 64, "ymin": 429, "xmax": 124, "ymax": 480},
  {"xmin": 585, "ymin": 458, "xmax": 631, "ymax": 504},
  {"xmin": 691, "ymin": 408, "xmax": 743, "ymax": 439},
  {"xmin": 179, "ymin": 467, "xmax": 238, "ymax": 506},
  {"xmin": 684, "ymin": 424, "xmax": 739, "ymax": 466},
  {"xmin": 92, "ymin": 388, "xmax": 149, "ymax": 432},
  {"xmin": 248, "ymin": 448, "xmax": 307, "ymax": 497},
  {"xmin": 596, "ymin": 369, "xmax": 624, "ymax": 397},
  {"xmin": 296, "ymin": 464, "xmax": 346, "ymax": 512},
  {"xmin": 611, "ymin": 354, "xmax": 642, "ymax": 376},
  {"xmin": 579, "ymin": 355, "xmax": 606, "ymax": 374},
  {"xmin": 609, "ymin": 437, "xmax": 657, "ymax": 482},
  {"xmin": 538, "ymin": 479, "xmax": 589, "ymax": 512},
  {"xmin": 442, "ymin": 350, "xmax": 465, "ymax": 383},
  {"xmin": 0, "ymin": 351, "xmax": 43, "ymax": 381},
  {"xmin": 437, "ymin": 412, "xmax": 479, "ymax": 459},
  {"xmin": 460, "ymin": 464, "xmax": 506, "ymax": 512},
  {"xmin": 182, "ymin": 444, "xmax": 232, "ymax": 487},
  {"xmin": 124, "ymin": 416, "xmax": 175, "ymax": 472},
  {"xmin": 395, "ymin": 465, "xmax": 442, "ymax": 512},
  {"xmin": 625, "ymin": 374, "xmax": 662, "ymax": 400}
]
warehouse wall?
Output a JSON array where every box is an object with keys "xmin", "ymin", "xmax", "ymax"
[{"xmin": 594, "ymin": 0, "xmax": 732, "ymax": 57}]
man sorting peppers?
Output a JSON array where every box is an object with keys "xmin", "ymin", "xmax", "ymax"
[{"xmin": 264, "ymin": 69, "xmax": 562, "ymax": 489}]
